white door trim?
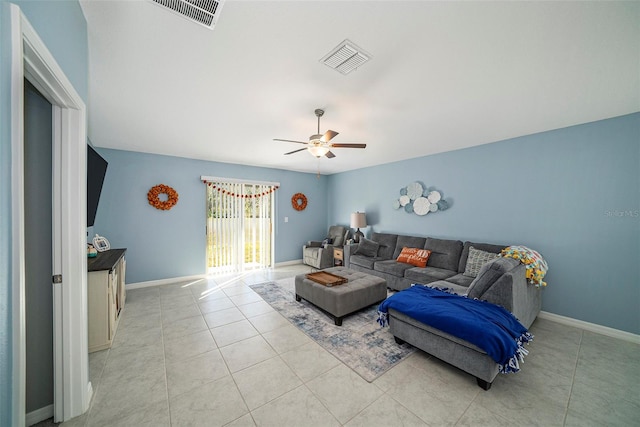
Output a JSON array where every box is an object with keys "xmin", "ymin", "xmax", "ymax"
[{"xmin": 10, "ymin": 4, "xmax": 90, "ymax": 424}]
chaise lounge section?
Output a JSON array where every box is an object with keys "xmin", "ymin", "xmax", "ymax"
[{"xmin": 344, "ymin": 231, "xmax": 543, "ymax": 389}]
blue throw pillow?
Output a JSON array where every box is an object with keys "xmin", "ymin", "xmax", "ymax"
[{"xmin": 354, "ymin": 238, "xmax": 379, "ymax": 257}]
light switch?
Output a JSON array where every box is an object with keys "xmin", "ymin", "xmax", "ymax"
[{"xmin": 284, "ymin": 216, "xmax": 289, "ymax": 223}]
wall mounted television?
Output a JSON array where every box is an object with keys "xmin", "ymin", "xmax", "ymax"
[{"xmin": 87, "ymin": 144, "xmax": 108, "ymax": 227}]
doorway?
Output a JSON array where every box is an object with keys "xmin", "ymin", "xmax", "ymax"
[
  {"xmin": 204, "ymin": 177, "xmax": 277, "ymax": 274},
  {"xmin": 23, "ymin": 80, "xmax": 54, "ymax": 424},
  {"xmin": 10, "ymin": 5, "xmax": 90, "ymax": 425}
]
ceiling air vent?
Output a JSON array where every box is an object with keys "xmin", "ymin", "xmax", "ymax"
[
  {"xmin": 151, "ymin": 0, "xmax": 225, "ymax": 29},
  {"xmin": 320, "ymin": 39, "xmax": 372, "ymax": 75}
]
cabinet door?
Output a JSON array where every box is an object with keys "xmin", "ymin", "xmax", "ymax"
[
  {"xmin": 88, "ymin": 270, "xmax": 109, "ymax": 352},
  {"xmin": 108, "ymin": 272, "xmax": 117, "ymax": 340},
  {"xmin": 117, "ymin": 257, "xmax": 126, "ymax": 312}
]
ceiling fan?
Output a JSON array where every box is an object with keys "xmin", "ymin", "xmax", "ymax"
[{"xmin": 274, "ymin": 109, "xmax": 366, "ymax": 158}]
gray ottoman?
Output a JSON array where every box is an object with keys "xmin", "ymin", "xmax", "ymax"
[{"xmin": 295, "ymin": 267, "xmax": 387, "ymax": 326}]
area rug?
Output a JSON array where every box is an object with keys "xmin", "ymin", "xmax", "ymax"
[{"xmin": 250, "ymin": 277, "xmax": 415, "ymax": 382}]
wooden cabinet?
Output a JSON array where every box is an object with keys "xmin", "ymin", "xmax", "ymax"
[
  {"xmin": 88, "ymin": 249, "xmax": 126, "ymax": 353},
  {"xmin": 333, "ymin": 247, "xmax": 344, "ymax": 267}
]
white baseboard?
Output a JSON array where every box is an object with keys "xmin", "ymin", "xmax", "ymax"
[
  {"xmin": 126, "ymin": 274, "xmax": 207, "ymax": 290},
  {"xmin": 26, "ymin": 404, "xmax": 53, "ymax": 426},
  {"xmin": 275, "ymin": 259, "xmax": 303, "ymax": 267},
  {"xmin": 539, "ymin": 311, "xmax": 640, "ymax": 344}
]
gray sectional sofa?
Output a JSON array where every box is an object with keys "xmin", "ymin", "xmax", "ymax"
[
  {"xmin": 343, "ymin": 232, "xmax": 542, "ymax": 389},
  {"xmin": 344, "ymin": 232, "xmax": 541, "ymax": 327}
]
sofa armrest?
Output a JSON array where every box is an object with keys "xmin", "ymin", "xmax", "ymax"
[
  {"xmin": 343, "ymin": 243, "xmax": 359, "ymax": 269},
  {"xmin": 467, "ymin": 258, "xmax": 541, "ymax": 328},
  {"xmin": 305, "ymin": 241, "xmax": 323, "ymax": 248}
]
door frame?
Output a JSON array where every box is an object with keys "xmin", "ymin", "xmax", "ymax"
[{"xmin": 10, "ymin": 4, "xmax": 90, "ymax": 424}]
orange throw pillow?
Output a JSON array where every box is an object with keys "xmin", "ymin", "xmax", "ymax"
[{"xmin": 396, "ymin": 247, "xmax": 432, "ymax": 268}]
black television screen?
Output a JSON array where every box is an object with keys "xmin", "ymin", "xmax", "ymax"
[{"xmin": 87, "ymin": 145, "xmax": 108, "ymax": 227}]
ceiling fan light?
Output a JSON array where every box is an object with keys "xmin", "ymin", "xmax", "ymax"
[{"xmin": 308, "ymin": 145, "xmax": 329, "ymax": 158}]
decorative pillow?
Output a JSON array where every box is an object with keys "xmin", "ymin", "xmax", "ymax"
[
  {"xmin": 396, "ymin": 247, "xmax": 432, "ymax": 268},
  {"xmin": 463, "ymin": 246, "xmax": 499, "ymax": 277},
  {"xmin": 354, "ymin": 238, "xmax": 379, "ymax": 258}
]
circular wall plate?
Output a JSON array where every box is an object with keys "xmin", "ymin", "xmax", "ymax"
[
  {"xmin": 427, "ymin": 190, "xmax": 441, "ymax": 203},
  {"xmin": 413, "ymin": 197, "xmax": 431, "ymax": 215}
]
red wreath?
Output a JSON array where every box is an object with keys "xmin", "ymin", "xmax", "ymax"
[
  {"xmin": 148, "ymin": 184, "xmax": 179, "ymax": 210},
  {"xmin": 291, "ymin": 193, "xmax": 307, "ymax": 211}
]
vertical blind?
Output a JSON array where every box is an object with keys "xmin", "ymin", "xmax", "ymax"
[{"xmin": 202, "ymin": 177, "xmax": 278, "ymax": 274}]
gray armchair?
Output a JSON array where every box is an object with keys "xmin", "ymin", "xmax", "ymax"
[{"xmin": 303, "ymin": 225, "xmax": 349, "ymax": 270}]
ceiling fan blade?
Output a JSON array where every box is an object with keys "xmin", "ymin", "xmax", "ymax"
[
  {"xmin": 329, "ymin": 143, "xmax": 367, "ymax": 149},
  {"xmin": 274, "ymin": 138, "xmax": 308, "ymax": 144},
  {"xmin": 284, "ymin": 148, "xmax": 307, "ymax": 155},
  {"xmin": 320, "ymin": 130, "xmax": 339, "ymax": 142},
  {"xmin": 325, "ymin": 151, "xmax": 336, "ymax": 159}
]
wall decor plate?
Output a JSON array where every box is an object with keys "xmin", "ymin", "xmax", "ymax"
[
  {"xmin": 427, "ymin": 190, "xmax": 441, "ymax": 203},
  {"xmin": 394, "ymin": 182, "xmax": 450, "ymax": 217},
  {"xmin": 406, "ymin": 182, "xmax": 424, "ymax": 200},
  {"xmin": 413, "ymin": 197, "xmax": 431, "ymax": 216}
]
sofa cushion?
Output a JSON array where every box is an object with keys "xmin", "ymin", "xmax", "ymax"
[
  {"xmin": 396, "ymin": 247, "xmax": 432, "ymax": 268},
  {"xmin": 392, "ymin": 235, "xmax": 427, "ymax": 259},
  {"xmin": 458, "ymin": 241, "xmax": 506, "ymax": 273},
  {"xmin": 370, "ymin": 233, "xmax": 398, "ymax": 260},
  {"xmin": 463, "ymin": 247, "xmax": 499, "ymax": 277},
  {"xmin": 423, "ymin": 238, "xmax": 463, "ymax": 271},
  {"xmin": 445, "ymin": 273, "xmax": 475, "ymax": 288},
  {"xmin": 404, "ymin": 266, "xmax": 456, "ymax": 285},
  {"xmin": 350, "ymin": 254, "xmax": 387, "ymax": 270},
  {"xmin": 374, "ymin": 260, "xmax": 415, "ymax": 276},
  {"xmin": 354, "ymin": 238, "xmax": 379, "ymax": 257},
  {"xmin": 467, "ymin": 257, "xmax": 519, "ymax": 300}
]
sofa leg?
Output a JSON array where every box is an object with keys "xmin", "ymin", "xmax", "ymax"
[
  {"xmin": 394, "ymin": 336, "xmax": 406, "ymax": 345},
  {"xmin": 476, "ymin": 378, "xmax": 492, "ymax": 390},
  {"xmin": 334, "ymin": 316, "xmax": 343, "ymax": 326},
  {"xmin": 295, "ymin": 294, "xmax": 301, "ymax": 302}
]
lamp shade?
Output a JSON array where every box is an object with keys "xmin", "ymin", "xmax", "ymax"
[{"xmin": 350, "ymin": 212, "xmax": 367, "ymax": 228}]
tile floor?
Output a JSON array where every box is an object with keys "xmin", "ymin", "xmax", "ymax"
[{"xmin": 62, "ymin": 264, "xmax": 639, "ymax": 426}]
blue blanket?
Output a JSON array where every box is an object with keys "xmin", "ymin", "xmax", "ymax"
[{"xmin": 378, "ymin": 286, "xmax": 532, "ymax": 373}]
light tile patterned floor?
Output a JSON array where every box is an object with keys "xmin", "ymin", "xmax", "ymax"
[{"xmin": 62, "ymin": 264, "xmax": 640, "ymax": 426}]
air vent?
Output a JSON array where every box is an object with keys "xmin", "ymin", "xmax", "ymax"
[
  {"xmin": 320, "ymin": 39, "xmax": 372, "ymax": 75},
  {"xmin": 151, "ymin": 0, "xmax": 225, "ymax": 29}
]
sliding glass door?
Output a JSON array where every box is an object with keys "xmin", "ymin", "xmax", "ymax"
[{"xmin": 204, "ymin": 178, "xmax": 277, "ymax": 274}]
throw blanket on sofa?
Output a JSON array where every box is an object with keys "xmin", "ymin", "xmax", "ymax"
[
  {"xmin": 377, "ymin": 286, "xmax": 533, "ymax": 373},
  {"xmin": 500, "ymin": 245, "xmax": 548, "ymax": 287}
]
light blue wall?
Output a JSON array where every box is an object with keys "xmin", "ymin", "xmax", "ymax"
[
  {"xmin": 94, "ymin": 149, "xmax": 329, "ymax": 284},
  {"xmin": 0, "ymin": 1, "xmax": 87, "ymax": 424},
  {"xmin": 328, "ymin": 113, "xmax": 640, "ymax": 334}
]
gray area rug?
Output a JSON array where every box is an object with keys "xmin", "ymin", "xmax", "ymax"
[{"xmin": 250, "ymin": 277, "xmax": 414, "ymax": 382}]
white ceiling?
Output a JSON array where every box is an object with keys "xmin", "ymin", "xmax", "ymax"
[{"xmin": 80, "ymin": 0, "xmax": 639, "ymax": 175}]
